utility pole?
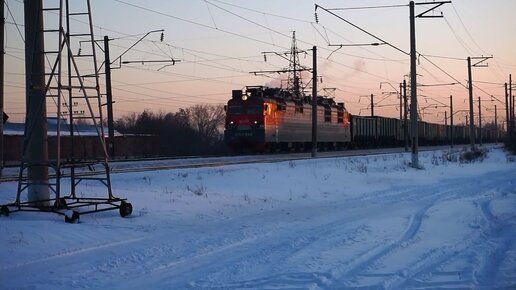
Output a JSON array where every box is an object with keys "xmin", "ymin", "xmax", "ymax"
[
  {"xmin": 467, "ymin": 57, "xmax": 475, "ymax": 150},
  {"xmin": 450, "ymin": 95, "xmax": 454, "ymax": 148},
  {"xmin": 399, "ymin": 82, "xmax": 403, "ymax": 148},
  {"xmin": 403, "ymin": 79, "xmax": 408, "ymax": 152},
  {"xmin": 399, "ymin": 83, "xmax": 403, "ymax": 120},
  {"xmin": 510, "ymin": 74, "xmax": 513, "ymax": 140},
  {"xmin": 409, "ymin": 1, "xmax": 418, "ymax": 167},
  {"xmin": 445, "ymin": 110, "xmax": 448, "ymax": 143},
  {"xmin": 311, "ymin": 46, "xmax": 317, "ymax": 158},
  {"xmin": 467, "ymin": 55, "xmax": 492, "ymax": 150},
  {"xmin": 0, "ymin": 0, "xmax": 4, "ymax": 171},
  {"xmin": 370, "ymin": 94, "xmax": 374, "ymax": 116},
  {"xmin": 478, "ymin": 96, "xmax": 482, "ymax": 146},
  {"xmin": 104, "ymin": 36, "xmax": 115, "ymax": 158},
  {"xmin": 506, "ymin": 83, "xmax": 510, "ymax": 139},
  {"xmin": 25, "ymin": 0, "xmax": 49, "ymax": 205},
  {"xmin": 409, "ymin": 0, "xmax": 450, "ymax": 167},
  {"xmin": 495, "ymin": 104, "xmax": 498, "ymax": 143}
]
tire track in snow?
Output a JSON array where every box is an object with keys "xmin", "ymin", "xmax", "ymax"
[
  {"xmin": 184, "ymin": 188, "xmax": 436, "ymax": 289},
  {"xmin": 382, "ymin": 230, "xmax": 480, "ymax": 289},
  {"xmin": 326, "ymin": 172, "xmax": 513, "ymax": 288},
  {"xmin": 325, "ymin": 199, "xmax": 436, "ymax": 289},
  {"xmin": 0, "ymin": 236, "xmax": 149, "ymax": 289},
  {"xmin": 119, "ymin": 207, "xmax": 392, "ymax": 289},
  {"xmin": 148, "ymin": 224, "xmax": 349, "ymax": 288},
  {"xmin": 189, "ymin": 178, "xmax": 468, "ymax": 289},
  {"xmin": 472, "ymin": 198, "xmax": 516, "ymax": 287},
  {"xmin": 0, "ymin": 236, "xmax": 147, "ymax": 272},
  {"xmin": 378, "ymin": 182, "xmax": 516, "ymax": 289}
]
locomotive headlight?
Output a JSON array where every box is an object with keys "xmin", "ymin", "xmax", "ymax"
[
  {"xmin": 254, "ymin": 121, "xmax": 258, "ymax": 124},
  {"xmin": 230, "ymin": 121, "xmax": 234, "ymax": 125}
]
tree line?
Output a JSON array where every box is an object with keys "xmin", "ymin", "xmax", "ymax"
[{"xmin": 114, "ymin": 104, "xmax": 228, "ymax": 156}]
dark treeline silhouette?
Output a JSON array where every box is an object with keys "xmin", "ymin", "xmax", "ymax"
[{"xmin": 114, "ymin": 104, "xmax": 228, "ymax": 156}]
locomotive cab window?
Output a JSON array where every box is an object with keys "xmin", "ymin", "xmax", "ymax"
[
  {"xmin": 295, "ymin": 105, "xmax": 304, "ymax": 114},
  {"xmin": 337, "ymin": 111, "xmax": 344, "ymax": 123},
  {"xmin": 246, "ymin": 106, "xmax": 263, "ymax": 115},
  {"xmin": 324, "ymin": 109, "xmax": 331, "ymax": 122},
  {"xmin": 228, "ymin": 106, "xmax": 242, "ymax": 114}
]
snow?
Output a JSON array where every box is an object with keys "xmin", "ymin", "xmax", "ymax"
[{"xmin": 1, "ymin": 146, "xmax": 516, "ymax": 289}]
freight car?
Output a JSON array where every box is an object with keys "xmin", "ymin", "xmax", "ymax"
[
  {"xmin": 348, "ymin": 115, "xmax": 498, "ymax": 148},
  {"xmin": 224, "ymin": 86, "xmax": 501, "ymax": 152}
]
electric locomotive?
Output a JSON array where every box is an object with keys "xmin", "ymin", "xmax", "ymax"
[{"xmin": 224, "ymin": 86, "xmax": 351, "ymax": 152}]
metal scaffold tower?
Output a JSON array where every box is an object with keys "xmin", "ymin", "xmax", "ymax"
[{"xmin": 0, "ymin": 0, "xmax": 132, "ymax": 223}]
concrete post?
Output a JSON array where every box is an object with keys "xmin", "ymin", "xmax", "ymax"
[
  {"xmin": 25, "ymin": 0, "xmax": 49, "ymax": 205},
  {"xmin": 409, "ymin": 1, "xmax": 419, "ymax": 167},
  {"xmin": 311, "ymin": 46, "xmax": 317, "ymax": 158},
  {"xmin": 467, "ymin": 57, "xmax": 476, "ymax": 150}
]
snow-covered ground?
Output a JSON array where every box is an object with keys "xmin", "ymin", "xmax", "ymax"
[{"xmin": 1, "ymin": 146, "xmax": 515, "ymax": 289}]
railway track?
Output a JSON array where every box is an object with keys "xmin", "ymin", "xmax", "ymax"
[{"xmin": 0, "ymin": 145, "xmax": 472, "ymax": 183}]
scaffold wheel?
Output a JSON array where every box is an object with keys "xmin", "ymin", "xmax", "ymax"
[
  {"xmin": 119, "ymin": 201, "xmax": 133, "ymax": 218},
  {"xmin": 1, "ymin": 205, "xmax": 9, "ymax": 217},
  {"xmin": 64, "ymin": 210, "xmax": 80, "ymax": 224}
]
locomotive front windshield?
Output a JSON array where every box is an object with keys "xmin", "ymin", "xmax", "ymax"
[{"xmin": 228, "ymin": 105, "xmax": 263, "ymax": 115}]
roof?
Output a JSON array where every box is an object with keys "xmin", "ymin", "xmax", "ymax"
[{"xmin": 2, "ymin": 120, "xmax": 120, "ymax": 137}]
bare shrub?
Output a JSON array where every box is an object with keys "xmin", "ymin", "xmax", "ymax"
[
  {"xmin": 187, "ymin": 184, "xmax": 207, "ymax": 196},
  {"xmin": 460, "ymin": 147, "xmax": 487, "ymax": 163}
]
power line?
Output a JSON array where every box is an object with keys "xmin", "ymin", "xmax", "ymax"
[
  {"xmin": 443, "ymin": 17, "xmax": 474, "ymax": 55},
  {"xmin": 315, "ymin": 4, "xmax": 409, "ymax": 56},
  {"xmin": 446, "ymin": 5, "xmax": 507, "ymax": 83},
  {"xmin": 418, "ymin": 54, "xmax": 467, "ymax": 90},
  {"xmin": 420, "ymin": 54, "xmax": 465, "ymax": 61},
  {"xmin": 112, "ymin": 0, "xmax": 289, "ymax": 50},
  {"xmin": 112, "ymin": 65, "xmax": 252, "ymax": 96},
  {"xmin": 112, "ymin": 0, "xmax": 408, "ymax": 90},
  {"xmin": 327, "ymin": 4, "xmax": 408, "ymax": 11},
  {"xmin": 210, "ymin": 0, "xmax": 311, "ymax": 23},
  {"xmin": 451, "ymin": 3, "xmax": 486, "ymax": 55},
  {"xmin": 205, "ymin": 0, "xmax": 295, "ymax": 42},
  {"xmin": 474, "ymin": 80, "xmax": 504, "ymax": 86},
  {"xmin": 319, "ymin": 25, "xmax": 408, "ymax": 63},
  {"xmin": 5, "ymin": 0, "xmax": 24, "ymax": 42}
]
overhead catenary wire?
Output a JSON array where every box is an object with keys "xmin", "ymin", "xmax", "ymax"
[
  {"xmin": 109, "ymin": 0, "xmax": 411, "ymax": 98},
  {"xmin": 109, "ymin": 1, "xmax": 404, "ymax": 104},
  {"xmin": 210, "ymin": 0, "xmax": 311, "ymax": 23},
  {"xmin": 315, "ymin": 4, "xmax": 410, "ymax": 56},
  {"xmin": 326, "ymin": 4, "xmax": 408, "ymax": 11},
  {"xmin": 5, "ymin": 0, "xmax": 24, "ymax": 42},
  {"xmin": 316, "ymin": 1, "xmax": 506, "ymax": 110},
  {"xmin": 113, "ymin": 0, "xmax": 290, "ymax": 51},
  {"xmin": 450, "ymin": 3, "xmax": 486, "ymax": 56}
]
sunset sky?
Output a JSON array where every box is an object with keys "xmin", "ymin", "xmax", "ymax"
[{"xmin": 4, "ymin": 0, "xmax": 516, "ymax": 125}]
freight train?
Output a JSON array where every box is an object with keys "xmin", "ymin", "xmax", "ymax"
[{"xmin": 224, "ymin": 86, "xmax": 499, "ymax": 152}]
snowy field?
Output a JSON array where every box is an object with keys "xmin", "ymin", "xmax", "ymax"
[{"xmin": 1, "ymin": 146, "xmax": 516, "ymax": 289}]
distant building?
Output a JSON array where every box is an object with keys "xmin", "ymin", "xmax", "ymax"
[
  {"xmin": 3, "ymin": 119, "xmax": 120, "ymax": 137},
  {"xmin": 2, "ymin": 120, "xmax": 157, "ymax": 164}
]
